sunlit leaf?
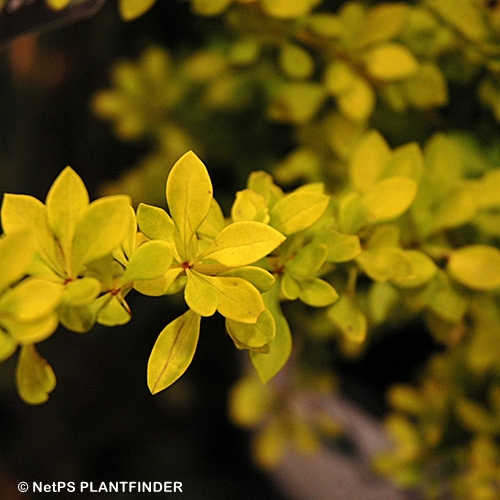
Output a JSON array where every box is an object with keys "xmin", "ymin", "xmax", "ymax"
[
  {"xmin": 137, "ymin": 203, "xmax": 175, "ymax": 242},
  {"xmin": 328, "ymin": 295, "xmax": 367, "ymax": 343},
  {"xmin": 1, "ymin": 194, "xmax": 60, "ymax": 270},
  {"xmin": 46, "ymin": 166, "xmax": 89, "ymax": 256},
  {"xmin": 251, "ymin": 282, "xmax": 292, "ymax": 382},
  {"xmin": 185, "ymin": 270, "xmax": 219, "ymax": 317},
  {"xmin": 231, "ymin": 189, "xmax": 269, "ymax": 224},
  {"xmin": 363, "ymin": 177, "xmax": 418, "ymax": 222},
  {"xmin": 315, "ymin": 229, "xmax": 361, "ymax": 262},
  {"xmin": 287, "ymin": 242, "xmax": 328, "ymax": 277},
  {"xmin": 16, "ymin": 344, "xmax": 56, "ymax": 405},
  {"xmin": 197, "ymin": 199, "xmax": 226, "ymax": 239},
  {"xmin": 147, "ymin": 309, "xmax": 201, "ymax": 394},
  {"xmin": 219, "ymin": 266, "xmax": 275, "ymax": 293},
  {"xmin": 166, "ymin": 151, "xmax": 213, "ymax": 261},
  {"xmin": 72, "ymin": 196, "xmax": 131, "ymax": 274},
  {"xmin": 134, "ymin": 267, "xmax": 184, "ymax": 296},
  {"xmin": 119, "ymin": 0, "xmax": 156, "ymax": 20},
  {"xmin": 120, "ymin": 240, "xmax": 173, "ymax": 285},
  {"xmin": 228, "ymin": 376, "xmax": 274, "ymax": 427},
  {"xmin": 280, "ymin": 43, "xmax": 314, "ymax": 79},
  {"xmin": 200, "ymin": 221, "xmax": 285, "ymax": 267},
  {"xmin": 191, "ymin": 0, "xmax": 233, "ymax": 16},
  {"xmin": 299, "ymin": 278, "xmax": 339, "ymax": 307},
  {"xmin": 0, "ymin": 278, "xmax": 62, "ymax": 322},
  {"xmin": 0, "ymin": 330, "xmax": 17, "ymax": 362},
  {"xmin": 269, "ymin": 191, "xmax": 329, "ymax": 235},
  {"xmin": 63, "ymin": 277, "xmax": 102, "ymax": 306},
  {"xmin": 364, "ymin": 43, "xmax": 418, "ymax": 81},
  {"xmin": 226, "ymin": 308, "xmax": 276, "ymax": 350},
  {"xmin": 0, "ymin": 230, "xmax": 36, "ymax": 294},
  {"xmin": 262, "ymin": 0, "xmax": 317, "ymax": 19},
  {"xmin": 204, "ymin": 275, "xmax": 265, "ymax": 323},
  {"xmin": 3, "ymin": 313, "xmax": 59, "ymax": 344},
  {"xmin": 448, "ymin": 245, "xmax": 500, "ymax": 291}
]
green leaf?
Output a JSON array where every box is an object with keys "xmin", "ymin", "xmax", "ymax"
[
  {"xmin": 0, "ymin": 230, "xmax": 36, "ymax": 294},
  {"xmin": 356, "ymin": 247, "xmax": 414, "ymax": 282},
  {"xmin": 362, "ymin": 177, "xmax": 418, "ymax": 222},
  {"xmin": 147, "ymin": 309, "xmax": 201, "ymax": 394},
  {"xmin": 219, "ymin": 266, "xmax": 275, "ymax": 293},
  {"xmin": 45, "ymin": 166, "xmax": 89, "ymax": 257},
  {"xmin": 298, "ymin": 278, "xmax": 339, "ymax": 307},
  {"xmin": 337, "ymin": 75, "xmax": 375, "ymax": 123},
  {"xmin": 199, "ymin": 221, "xmax": 285, "ymax": 267},
  {"xmin": 166, "ymin": 151, "xmax": 213, "ymax": 261},
  {"xmin": 0, "ymin": 278, "xmax": 62, "ymax": 322},
  {"xmin": 0, "ymin": 330, "xmax": 17, "ymax": 362},
  {"xmin": 203, "ymin": 275, "xmax": 265, "ymax": 323},
  {"xmin": 315, "ymin": 229, "xmax": 361, "ymax": 262},
  {"xmin": 57, "ymin": 302, "xmax": 97, "ymax": 333},
  {"xmin": 262, "ymin": 0, "xmax": 315, "ymax": 18},
  {"xmin": 63, "ymin": 277, "xmax": 102, "ymax": 306},
  {"xmin": 328, "ymin": 295, "xmax": 367, "ymax": 343},
  {"xmin": 120, "ymin": 240, "xmax": 173, "ymax": 285},
  {"xmin": 72, "ymin": 195, "xmax": 131, "ymax": 274},
  {"xmin": 269, "ymin": 191, "xmax": 329, "ymax": 235},
  {"xmin": 118, "ymin": 0, "xmax": 156, "ymax": 20},
  {"xmin": 287, "ymin": 243, "xmax": 328, "ymax": 277},
  {"xmin": 16, "ymin": 344, "xmax": 56, "ymax": 405},
  {"xmin": 1, "ymin": 194, "xmax": 60, "ymax": 271},
  {"xmin": 280, "ymin": 43, "xmax": 314, "ymax": 79},
  {"xmin": 281, "ymin": 272, "xmax": 300, "ymax": 300},
  {"xmin": 226, "ymin": 308, "xmax": 276, "ymax": 351},
  {"xmin": 364, "ymin": 43, "xmax": 418, "ymax": 81},
  {"xmin": 251, "ymin": 283, "xmax": 292, "ymax": 382},
  {"xmin": 137, "ymin": 203, "xmax": 175, "ymax": 242},
  {"xmin": 448, "ymin": 245, "xmax": 500, "ymax": 291},
  {"xmin": 185, "ymin": 270, "xmax": 219, "ymax": 317}
]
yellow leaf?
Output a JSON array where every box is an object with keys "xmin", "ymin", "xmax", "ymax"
[
  {"xmin": 363, "ymin": 176, "xmax": 418, "ymax": 222},
  {"xmin": 147, "ymin": 309, "xmax": 201, "ymax": 394},
  {"xmin": 228, "ymin": 376, "xmax": 274, "ymax": 427},
  {"xmin": 197, "ymin": 199, "xmax": 226, "ymax": 239},
  {"xmin": 231, "ymin": 189, "xmax": 270, "ymax": 224},
  {"xmin": 328, "ymin": 295, "xmax": 367, "ymax": 343},
  {"xmin": 0, "ymin": 330, "xmax": 17, "ymax": 362},
  {"xmin": 337, "ymin": 192, "xmax": 370, "ymax": 234},
  {"xmin": 63, "ymin": 277, "xmax": 101, "ymax": 306},
  {"xmin": 298, "ymin": 278, "xmax": 339, "ymax": 307},
  {"xmin": 356, "ymin": 3, "xmax": 410, "ymax": 49},
  {"xmin": 137, "ymin": 203, "xmax": 175, "ymax": 242},
  {"xmin": 251, "ymin": 283, "xmax": 292, "ymax": 382},
  {"xmin": 134, "ymin": 267, "xmax": 184, "ymax": 296},
  {"xmin": 204, "ymin": 275, "xmax": 265, "ymax": 323},
  {"xmin": 191, "ymin": 0, "xmax": 233, "ymax": 16},
  {"xmin": 253, "ymin": 418, "xmax": 288, "ymax": 468},
  {"xmin": 219, "ymin": 266, "xmax": 275, "ymax": 293},
  {"xmin": 45, "ymin": 0, "xmax": 71, "ymax": 9},
  {"xmin": 226, "ymin": 308, "xmax": 276, "ymax": 350},
  {"xmin": 337, "ymin": 76, "xmax": 376, "ymax": 122},
  {"xmin": 16, "ymin": 344, "xmax": 56, "ymax": 405},
  {"xmin": 324, "ymin": 61, "xmax": 356, "ymax": 96},
  {"xmin": 46, "ymin": 166, "xmax": 89, "ymax": 256},
  {"xmin": 120, "ymin": 240, "xmax": 173, "ymax": 285},
  {"xmin": 166, "ymin": 151, "xmax": 213, "ymax": 261},
  {"xmin": 392, "ymin": 250, "xmax": 437, "ymax": 288},
  {"xmin": 96, "ymin": 295, "xmax": 132, "ymax": 327},
  {"xmin": 315, "ymin": 229, "xmax": 361, "ymax": 263},
  {"xmin": 269, "ymin": 191, "xmax": 329, "ymax": 235},
  {"xmin": 0, "ymin": 278, "xmax": 62, "ymax": 322},
  {"xmin": 0, "ymin": 230, "xmax": 36, "ymax": 294},
  {"xmin": 364, "ymin": 43, "xmax": 418, "ymax": 81},
  {"xmin": 280, "ymin": 43, "xmax": 315, "ymax": 79},
  {"xmin": 262, "ymin": 0, "xmax": 317, "ymax": 19},
  {"xmin": 199, "ymin": 221, "xmax": 285, "ymax": 267},
  {"xmin": 185, "ymin": 270, "xmax": 219, "ymax": 317},
  {"xmin": 357, "ymin": 247, "xmax": 414, "ymax": 282},
  {"xmin": 350, "ymin": 130, "xmax": 392, "ymax": 192},
  {"xmin": 3, "ymin": 313, "xmax": 59, "ymax": 344},
  {"xmin": 448, "ymin": 245, "xmax": 500, "ymax": 290},
  {"xmin": 119, "ymin": 0, "xmax": 156, "ymax": 20},
  {"xmin": 72, "ymin": 195, "xmax": 131, "ymax": 274}
]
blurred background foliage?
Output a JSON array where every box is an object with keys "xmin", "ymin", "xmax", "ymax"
[{"xmin": 2, "ymin": 0, "xmax": 500, "ymax": 498}]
